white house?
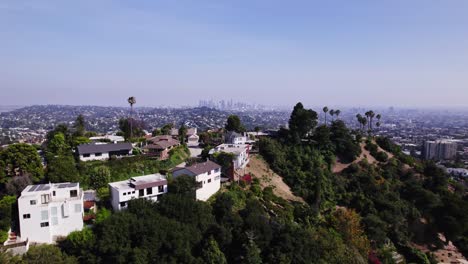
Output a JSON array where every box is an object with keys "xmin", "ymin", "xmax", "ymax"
[
  {"xmin": 172, "ymin": 161, "xmax": 221, "ymax": 201},
  {"xmin": 225, "ymin": 131, "xmax": 249, "ymax": 145},
  {"xmin": 209, "ymin": 144, "xmax": 250, "ymax": 170},
  {"xmin": 77, "ymin": 142, "xmax": 132, "ymax": 161},
  {"xmin": 109, "ymin": 174, "xmax": 168, "ymax": 211},
  {"xmin": 18, "ymin": 183, "xmax": 84, "ymax": 244},
  {"xmin": 89, "ymin": 135, "xmax": 125, "ymax": 143}
]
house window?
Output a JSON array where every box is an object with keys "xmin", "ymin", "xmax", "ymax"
[
  {"xmin": 41, "ymin": 210, "xmax": 48, "ymax": 221},
  {"xmin": 41, "ymin": 194, "xmax": 50, "ymax": 204},
  {"xmin": 147, "ymin": 187, "xmax": 153, "ymax": 195},
  {"xmin": 83, "ymin": 154, "xmax": 90, "ymax": 158},
  {"xmin": 132, "ymin": 191, "xmax": 135, "ymax": 194},
  {"xmin": 95, "ymin": 153, "xmax": 102, "ymax": 157},
  {"xmin": 196, "ymin": 181, "xmax": 203, "ymax": 190},
  {"xmin": 74, "ymin": 204, "xmax": 81, "ymax": 213},
  {"xmin": 208, "ymin": 179, "xmax": 212, "ymax": 183},
  {"xmin": 208, "ymin": 170, "xmax": 212, "ymax": 175},
  {"xmin": 158, "ymin": 185, "xmax": 164, "ymax": 193},
  {"xmin": 139, "ymin": 189, "xmax": 144, "ymax": 197},
  {"xmin": 51, "ymin": 207, "xmax": 57, "ymax": 216},
  {"xmin": 215, "ymin": 168, "xmax": 220, "ymax": 173},
  {"xmin": 123, "ymin": 192, "xmax": 127, "ymax": 196},
  {"xmin": 23, "ymin": 214, "xmax": 31, "ymax": 219},
  {"xmin": 52, "ymin": 191, "xmax": 56, "ymax": 196},
  {"xmin": 30, "ymin": 200, "xmax": 36, "ymax": 205},
  {"xmin": 119, "ymin": 202, "xmax": 127, "ymax": 208},
  {"xmin": 70, "ymin": 190, "xmax": 78, "ymax": 198},
  {"xmin": 40, "ymin": 222, "xmax": 49, "ymax": 228}
]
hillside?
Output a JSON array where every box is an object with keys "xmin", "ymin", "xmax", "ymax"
[
  {"xmin": 245, "ymin": 155, "xmax": 305, "ymax": 203},
  {"xmin": 333, "ymin": 141, "xmax": 394, "ymax": 173}
]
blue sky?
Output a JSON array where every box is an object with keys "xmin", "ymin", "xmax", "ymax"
[{"xmin": 1, "ymin": 0, "xmax": 467, "ymax": 108}]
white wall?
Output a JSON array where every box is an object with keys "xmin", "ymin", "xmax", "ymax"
[
  {"xmin": 195, "ymin": 169, "xmax": 221, "ymax": 201},
  {"xmin": 18, "ymin": 186, "xmax": 84, "ymax": 244},
  {"xmin": 79, "ymin": 152, "xmax": 110, "ymax": 162},
  {"xmin": 110, "ymin": 185, "xmax": 168, "ymax": 211}
]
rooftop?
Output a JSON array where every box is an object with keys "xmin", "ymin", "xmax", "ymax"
[
  {"xmin": 209, "ymin": 144, "xmax": 249, "ymax": 155},
  {"xmin": 22, "ymin": 182, "xmax": 78, "ymax": 194},
  {"xmin": 77, "ymin": 142, "xmax": 132, "ymax": 155},
  {"xmin": 173, "ymin": 160, "xmax": 221, "ymax": 175},
  {"xmin": 109, "ymin": 174, "xmax": 167, "ymax": 191}
]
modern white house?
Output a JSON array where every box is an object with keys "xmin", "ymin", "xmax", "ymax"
[
  {"xmin": 18, "ymin": 182, "xmax": 84, "ymax": 244},
  {"xmin": 77, "ymin": 142, "xmax": 132, "ymax": 161},
  {"xmin": 209, "ymin": 144, "xmax": 250, "ymax": 170},
  {"xmin": 225, "ymin": 131, "xmax": 249, "ymax": 145},
  {"xmin": 172, "ymin": 161, "xmax": 221, "ymax": 201},
  {"xmin": 109, "ymin": 174, "xmax": 168, "ymax": 211}
]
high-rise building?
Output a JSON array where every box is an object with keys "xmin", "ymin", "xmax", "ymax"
[{"xmin": 423, "ymin": 140, "xmax": 457, "ymax": 160}]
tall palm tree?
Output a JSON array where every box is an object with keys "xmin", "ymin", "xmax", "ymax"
[
  {"xmin": 356, "ymin": 114, "xmax": 363, "ymax": 130},
  {"xmin": 127, "ymin": 96, "xmax": 136, "ymax": 139},
  {"xmin": 369, "ymin": 111, "xmax": 375, "ymax": 132},
  {"xmin": 335, "ymin": 109, "xmax": 341, "ymax": 120},
  {"xmin": 329, "ymin": 109, "xmax": 335, "ymax": 122},
  {"xmin": 376, "ymin": 114, "xmax": 382, "ymax": 129},
  {"xmin": 323, "ymin": 106, "xmax": 329, "ymax": 125}
]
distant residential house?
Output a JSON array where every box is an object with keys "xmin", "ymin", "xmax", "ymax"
[
  {"xmin": 89, "ymin": 135, "xmax": 125, "ymax": 143},
  {"xmin": 143, "ymin": 135, "xmax": 180, "ymax": 160},
  {"xmin": 109, "ymin": 174, "xmax": 168, "ymax": 211},
  {"xmin": 172, "ymin": 160, "xmax": 221, "ymax": 201},
  {"xmin": 77, "ymin": 143, "xmax": 132, "ymax": 161},
  {"xmin": 18, "ymin": 183, "xmax": 84, "ymax": 244},
  {"xmin": 170, "ymin": 127, "xmax": 199, "ymax": 146},
  {"xmin": 225, "ymin": 131, "xmax": 249, "ymax": 145},
  {"xmin": 209, "ymin": 144, "xmax": 250, "ymax": 180}
]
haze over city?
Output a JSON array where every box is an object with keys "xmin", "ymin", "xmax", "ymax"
[{"xmin": 1, "ymin": 0, "xmax": 468, "ymax": 108}]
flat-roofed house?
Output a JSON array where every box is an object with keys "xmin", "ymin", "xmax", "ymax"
[
  {"xmin": 172, "ymin": 161, "xmax": 221, "ymax": 201},
  {"xmin": 77, "ymin": 143, "xmax": 133, "ymax": 161},
  {"xmin": 109, "ymin": 174, "xmax": 168, "ymax": 211},
  {"xmin": 18, "ymin": 182, "xmax": 84, "ymax": 244}
]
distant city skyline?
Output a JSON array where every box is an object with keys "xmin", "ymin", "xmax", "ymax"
[{"xmin": 1, "ymin": 1, "xmax": 468, "ymax": 107}]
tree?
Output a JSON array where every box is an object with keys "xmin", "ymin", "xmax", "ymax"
[
  {"xmin": 242, "ymin": 239, "xmax": 262, "ymax": 264},
  {"xmin": 90, "ymin": 166, "xmax": 110, "ymax": 190},
  {"xmin": 161, "ymin": 124, "xmax": 174, "ymax": 135},
  {"xmin": 289, "ymin": 103, "xmax": 318, "ymax": 143},
  {"xmin": 127, "ymin": 96, "xmax": 136, "ymax": 139},
  {"xmin": 335, "ymin": 109, "xmax": 341, "ymax": 120},
  {"xmin": 119, "ymin": 118, "xmax": 145, "ymax": 140},
  {"xmin": 1, "ymin": 143, "xmax": 44, "ymax": 182},
  {"xmin": 46, "ymin": 155, "xmax": 80, "ymax": 183},
  {"xmin": 168, "ymin": 175, "xmax": 197, "ymax": 199},
  {"xmin": 323, "ymin": 106, "xmax": 329, "ymax": 125},
  {"xmin": 179, "ymin": 124, "xmax": 188, "ymax": 144},
  {"xmin": 47, "ymin": 133, "xmax": 71, "ymax": 157},
  {"xmin": 225, "ymin": 115, "xmax": 245, "ymax": 133},
  {"xmin": 22, "ymin": 244, "xmax": 78, "ymax": 264},
  {"xmin": 202, "ymin": 237, "xmax": 228, "ymax": 264},
  {"xmin": 329, "ymin": 109, "xmax": 335, "ymax": 122},
  {"xmin": 73, "ymin": 115, "xmax": 86, "ymax": 137}
]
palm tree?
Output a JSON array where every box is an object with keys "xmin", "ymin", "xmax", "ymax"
[
  {"xmin": 376, "ymin": 114, "xmax": 382, "ymax": 129},
  {"xmin": 356, "ymin": 114, "xmax": 363, "ymax": 130},
  {"xmin": 329, "ymin": 109, "xmax": 335, "ymax": 122},
  {"xmin": 323, "ymin": 106, "xmax": 329, "ymax": 125},
  {"xmin": 335, "ymin": 109, "xmax": 341, "ymax": 120},
  {"xmin": 127, "ymin": 96, "xmax": 136, "ymax": 139}
]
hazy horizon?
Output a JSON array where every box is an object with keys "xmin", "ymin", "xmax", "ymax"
[{"xmin": 1, "ymin": 1, "xmax": 468, "ymax": 107}]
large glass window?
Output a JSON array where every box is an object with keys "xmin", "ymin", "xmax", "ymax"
[
  {"xmin": 30, "ymin": 200, "xmax": 36, "ymax": 205},
  {"xmin": 147, "ymin": 187, "xmax": 153, "ymax": 195},
  {"xmin": 158, "ymin": 185, "xmax": 164, "ymax": 193},
  {"xmin": 139, "ymin": 189, "xmax": 144, "ymax": 197},
  {"xmin": 23, "ymin": 214, "xmax": 31, "ymax": 219},
  {"xmin": 40, "ymin": 222, "xmax": 49, "ymax": 228}
]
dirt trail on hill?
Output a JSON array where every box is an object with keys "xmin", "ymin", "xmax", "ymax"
[
  {"xmin": 246, "ymin": 155, "xmax": 305, "ymax": 203},
  {"xmin": 332, "ymin": 141, "xmax": 394, "ymax": 173}
]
